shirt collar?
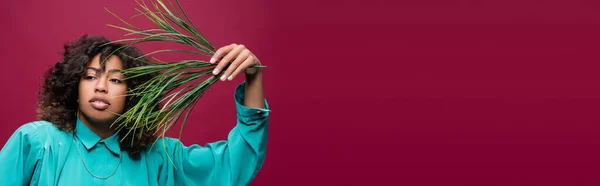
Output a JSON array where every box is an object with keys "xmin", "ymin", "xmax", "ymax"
[{"xmin": 75, "ymin": 118, "xmax": 121, "ymax": 156}]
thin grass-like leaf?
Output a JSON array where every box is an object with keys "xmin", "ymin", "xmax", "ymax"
[{"xmin": 105, "ymin": 0, "xmax": 267, "ymax": 164}]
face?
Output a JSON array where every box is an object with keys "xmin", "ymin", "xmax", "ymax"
[{"xmin": 78, "ymin": 54, "xmax": 127, "ymax": 124}]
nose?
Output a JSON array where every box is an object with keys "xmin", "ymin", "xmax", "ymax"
[{"xmin": 94, "ymin": 75, "xmax": 108, "ymax": 94}]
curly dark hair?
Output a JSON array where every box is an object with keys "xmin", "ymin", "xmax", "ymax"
[{"xmin": 36, "ymin": 35, "xmax": 158, "ymax": 158}]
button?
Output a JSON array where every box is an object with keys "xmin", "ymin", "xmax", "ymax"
[{"xmin": 256, "ymin": 110, "xmax": 261, "ymax": 114}]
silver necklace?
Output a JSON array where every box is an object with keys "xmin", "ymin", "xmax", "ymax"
[{"xmin": 73, "ymin": 134, "xmax": 122, "ymax": 179}]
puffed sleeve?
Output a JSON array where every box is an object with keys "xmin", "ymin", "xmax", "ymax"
[
  {"xmin": 155, "ymin": 81, "xmax": 270, "ymax": 186},
  {"xmin": 0, "ymin": 122, "xmax": 45, "ymax": 185}
]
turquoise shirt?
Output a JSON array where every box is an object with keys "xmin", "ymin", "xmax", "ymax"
[{"xmin": 0, "ymin": 82, "xmax": 270, "ymax": 186}]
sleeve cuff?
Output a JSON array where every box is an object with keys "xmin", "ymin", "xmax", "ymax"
[{"xmin": 234, "ymin": 81, "xmax": 271, "ymax": 120}]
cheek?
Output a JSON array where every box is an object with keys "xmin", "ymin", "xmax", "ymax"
[
  {"xmin": 111, "ymin": 85, "xmax": 129, "ymax": 107},
  {"xmin": 78, "ymin": 82, "xmax": 93, "ymax": 99}
]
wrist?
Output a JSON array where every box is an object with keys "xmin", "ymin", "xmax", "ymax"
[{"xmin": 245, "ymin": 68, "xmax": 262, "ymax": 82}]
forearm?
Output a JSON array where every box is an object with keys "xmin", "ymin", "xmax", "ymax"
[{"xmin": 244, "ymin": 69, "xmax": 266, "ymax": 109}]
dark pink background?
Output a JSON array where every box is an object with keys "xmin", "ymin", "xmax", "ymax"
[{"xmin": 2, "ymin": 0, "xmax": 600, "ymax": 185}]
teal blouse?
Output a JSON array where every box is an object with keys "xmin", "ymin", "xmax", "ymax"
[{"xmin": 0, "ymin": 82, "xmax": 270, "ymax": 186}]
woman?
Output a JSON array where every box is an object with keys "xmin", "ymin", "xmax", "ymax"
[{"xmin": 0, "ymin": 35, "xmax": 269, "ymax": 185}]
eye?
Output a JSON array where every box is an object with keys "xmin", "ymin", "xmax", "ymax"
[
  {"xmin": 110, "ymin": 78, "xmax": 122, "ymax": 84},
  {"xmin": 84, "ymin": 75, "xmax": 96, "ymax": 80}
]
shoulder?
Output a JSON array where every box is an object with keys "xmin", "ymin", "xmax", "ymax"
[
  {"xmin": 142, "ymin": 137, "xmax": 184, "ymax": 165},
  {"xmin": 145, "ymin": 137, "xmax": 182, "ymax": 154},
  {"xmin": 11, "ymin": 120, "xmax": 70, "ymax": 147},
  {"xmin": 16, "ymin": 120, "xmax": 64, "ymax": 136}
]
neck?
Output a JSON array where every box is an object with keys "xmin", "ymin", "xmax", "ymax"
[{"xmin": 77, "ymin": 111, "xmax": 116, "ymax": 139}]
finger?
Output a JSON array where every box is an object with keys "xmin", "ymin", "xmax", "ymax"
[
  {"xmin": 211, "ymin": 44, "xmax": 236, "ymax": 75},
  {"xmin": 246, "ymin": 56, "xmax": 261, "ymax": 75},
  {"xmin": 211, "ymin": 44, "xmax": 237, "ymax": 63},
  {"xmin": 228, "ymin": 55, "xmax": 255, "ymax": 81},
  {"xmin": 210, "ymin": 44, "xmax": 234, "ymax": 64},
  {"xmin": 224, "ymin": 49, "xmax": 250, "ymax": 81},
  {"xmin": 216, "ymin": 45, "xmax": 246, "ymax": 80},
  {"xmin": 214, "ymin": 44, "xmax": 243, "ymax": 76}
]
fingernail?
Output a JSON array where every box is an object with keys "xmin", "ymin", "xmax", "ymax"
[
  {"xmin": 227, "ymin": 75, "xmax": 233, "ymax": 81},
  {"xmin": 210, "ymin": 58, "xmax": 216, "ymax": 64},
  {"xmin": 220, "ymin": 75, "xmax": 226, "ymax": 81},
  {"xmin": 212, "ymin": 69, "xmax": 219, "ymax": 75}
]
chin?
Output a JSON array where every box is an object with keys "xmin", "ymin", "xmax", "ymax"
[{"xmin": 82, "ymin": 109, "xmax": 119, "ymax": 123}]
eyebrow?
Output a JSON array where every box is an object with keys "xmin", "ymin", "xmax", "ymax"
[{"xmin": 86, "ymin": 67, "xmax": 122, "ymax": 74}]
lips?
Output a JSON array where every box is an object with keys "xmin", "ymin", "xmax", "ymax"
[{"xmin": 89, "ymin": 97, "xmax": 111, "ymax": 110}]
